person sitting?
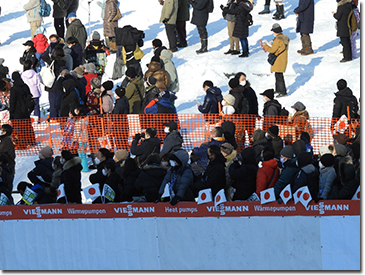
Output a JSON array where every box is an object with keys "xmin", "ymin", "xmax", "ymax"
[
  {"xmin": 159, "ymin": 120, "xmax": 183, "ymax": 157},
  {"xmin": 130, "ymin": 128, "xmax": 161, "ymax": 167},
  {"xmin": 119, "ymin": 158, "xmax": 141, "ymax": 202},
  {"xmin": 17, "ymin": 181, "xmax": 52, "ymax": 205},
  {"xmin": 299, "ymin": 131, "xmax": 313, "ymax": 157},
  {"xmin": 220, "ymin": 142, "xmax": 237, "ymax": 201},
  {"xmin": 89, "ymin": 148, "xmax": 115, "ymax": 184},
  {"xmin": 144, "ymin": 90, "xmax": 176, "ymax": 114},
  {"xmin": 251, "ymin": 129, "xmax": 268, "ymax": 163},
  {"xmin": 46, "ymin": 156, "xmax": 63, "ymax": 203},
  {"xmin": 256, "ymin": 146, "xmax": 280, "ymax": 195},
  {"xmin": 317, "ymin": 154, "xmax": 336, "ymax": 200},
  {"xmin": 27, "ymin": 146, "xmax": 54, "ymax": 188},
  {"xmin": 114, "ymin": 149, "xmax": 130, "ymax": 179}
]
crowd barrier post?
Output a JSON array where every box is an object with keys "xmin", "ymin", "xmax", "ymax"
[
  {"xmin": 99, "ymin": 96, "xmax": 106, "ymax": 148},
  {"xmin": 47, "ymin": 115, "xmax": 53, "ymax": 148}
]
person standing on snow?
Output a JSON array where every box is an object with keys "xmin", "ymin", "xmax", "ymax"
[
  {"xmin": 294, "ymin": 0, "xmax": 314, "ymax": 56},
  {"xmin": 159, "ymin": 0, "xmax": 179, "ymax": 52},
  {"xmin": 189, "ymin": 0, "xmax": 210, "ymax": 54}
]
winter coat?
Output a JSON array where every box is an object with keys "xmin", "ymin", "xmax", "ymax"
[
  {"xmin": 177, "ymin": 0, "xmax": 190, "ymax": 21},
  {"xmin": 65, "ymin": 19, "xmax": 87, "ymax": 50},
  {"xmin": 221, "ymin": 120, "xmax": 237, "ymax": 149},
  {"xmin": 9, "ymin": 77, "xmax": 32, "ymax": 119},
  {"xmin": 101, "ymin": 90, "xmax": 114, "ymax": 114},
  {"xmin": 51, "ymin": 168, "xmax": 62, "ymax": 190},
  {"xmin": 20, "ymin": 47, "xmax": 39, "ymax": 69},
  {"xmin": 263, "ymin": 99, "xmax": 281, "ymax": 116},
  {"xmin": 145, "ymin": 97, "xmax": 177, "ymax": 114},
  {"xmin": 125, "ymin": 76, "xmax": 145, "ymax": 114},
  {"xmin": 294, "ymin": 0, "xmax": 314, "ymax": 34},
  {"xmin": 160, "ymin": 130, "xmax": 183, "ymax": 157},
  {"xmin": 89, "ymin": 158, "xmax": 115, "ymax": 185},
  {"xmin": 103, "ymin": 0, "xmax": 118, "ymax": 37},
  {"xmin": 222, "ymin": 0, "xmax": 237, "ymax": 22},
  {"xmin": 263, "ymin": 33, "xmax": 290, "ymax": 73},
  {"xmin": 229, "ymin": 85, "xmax": 245, "ymax": 113},
  {"xmin": 52, "ymin": 0, "xmax": 73, "ymax": 18},
  {"xmin": 271, "ymin": 136, "xmax": 284, "ymax": 159},
  {"xmin": 160, "ymin": 49, "xmax": 179, "ymax": 94},
  {"xmin": 256, "ymin": 158, "xmax": 280, "ymax": 195},
  {"xmin": 332, "ymin": 87, "xmax": 358, "ymax": 118},
  {"xmin": 130, "ymin": 137, "xmax": 161, "ymax": 166},
  {"xmin": 291, "ymin": 110, "xmax": 313, "ymax": 137},
  {"xmin": 274, "ymin": 157, "xmax": 299, "ymax": 202},
  {"xmin": 86, "ymin": 88, "xmax": 101, "ymax": 114},
  {"xmin": 158, "ymin": 150, "xmax": 195, "ymax": 201},
  {"xmin": 291, "ymin": 163, "xmax": 319, "ymax": 199},
  {"xmin": 144, "ymin": 61, "xmax": 170, "ymax": 92},
  {"xmin": 199, "ymin": 87, "xmax": 222, "ymax": 113},
  {"xmin": 252, "ymin": 138, "xmax": 268, "ymax": 163},
  {"xmin": 224, "ymin": 0, "xmax": 253, "ymax": 38},
  {"xmin": 142, "ymin": 85, "xmax": 160, "ymax": 110},
  {"xmin": 67, "ymin": 0, "xmax": 79, "ymax": 13},
  {"xmin": 333, "ymin": 0, "xmax": 352, "ymax": 37},
  {"xmin": 60, "ymin": 78, "xmax": 80, "ymax": 117},
  {"xmin": 318, "ymin": 166, "xmax": 336, "ymax": 199},
  {"xmin": 84, "ymin": 73, "xmax": 98, "ymax": 93},
  {"xmin": 21, "ymin": 69, "xmax": 42, "ymax": 98},
  {"xmin": 229, "ymin": 147, "xmax": 258, "ymax": 200},
  {"xmin": 243, "ymin": 82, "xmax": 259, "ymax": 115},
  {"xmin": 193, "ymin": 137, "xmax": 226, "ymax": 169},
  {"xmin": 63, "ymin": 47, "xmax": 73, "ymax": 71},
  {"xmin": 27, "ymin": 157, "xmax": 54, "ymax": 186},
  {"xmin": 120, "ymin": 168, "xmax": 140, "ymax": 202},
  {"xmin": 70, "ymin": 43, "xmax": 84, "ymax": 69},
  {"xmin": 59, "ymin": 156, "xmax": 82, "ymax": 203},
  {"xmin": 93, "ymin": 172, "xmax": 121, "ymax": 203},
  {"xmin": 190, "ymin": 0, "xmax": 209, "ymax": 27},
  {"xmin": 24, "ymin": 0, "xmax": 42, "ymax": 22},
  {"xmin": 32, "ymin": 34, "xmax": 49, "ymax": 53},
  {"xmin": 112, "ymin": 96, "xmax": 129, "ymax": 114},
  {"xmin": 43, "ymin": 55, "xmax": 67, "ymax": 92},
  {"xmin": 0, "ymin": 135, "xmax": 15, "ymax": 175},
  {"xmin": 134, "ymin": 164, "xmax": 167, "ymax": 202},
  {"xmin": 328, "ymin": 162, "xmax": 359, "ymax": 199},
  {"xmin": 160, "ymin": 0, "xmax": 178, "ymax": 25}
]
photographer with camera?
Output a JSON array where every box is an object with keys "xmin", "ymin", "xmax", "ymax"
[{"xmin": 130, "ymin": 127, "xmax": 161, "ymax": 167}]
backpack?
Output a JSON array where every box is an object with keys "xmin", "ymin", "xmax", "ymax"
[
  {"xmin": 279, "ymin": 107, "xmax": 289, "ymax": 116},
  {"xmin": 348, "ymin": 9, "xmax": 358, "ymax": 34},
  {"xmin": 342, "ymin": 95, "xmax": 359, "ymax": 119},
  {"xmin": 240, "ymin": 94, "xmax": 250, "ymax": 114},
  {"xmin": 207, "ymin": 0, "xmax": 214, "ymax": 13},
  {"xmin": 36, "ymin": 0, "xmax": 51, "ymax": 17},
  {"xmin": 247, "ymin": 13, "xmax": 253, "ymax": 26}
]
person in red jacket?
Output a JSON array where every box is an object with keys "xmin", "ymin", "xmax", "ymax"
[
  {"xmin": 256, "ymin": 146, "xmax": 280, "ymax": 195},
  {"xmin": 82, "ymin": 63, "xmax": 98, "ymax": 94},
  {"xmin": 32, "ymin": 26, "xmax": 49, "ymax": 72}
]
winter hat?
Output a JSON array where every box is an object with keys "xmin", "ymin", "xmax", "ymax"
[
  {"xmin": 146, "ymin": 76, "xmax": 157, "ymax": 86},
  {"xmin": 92, "ymin": 31, "xmax": 100, "ymax": 41},
  {"xmin": 297, "ymin": 152, "xmax": 312, "ymax": 168},
  {"xmin": 84, "ymin": 63, "xmax": 96, "ymax": 74},
  {"xmin": 228, "ymin": 78, "xmax": 239, "ymax": 89},
  {"xmin": 99, "ymin": 148, "xmax": 114, "ymax": 159},
  {"xmin": 125, "ymin": 67, "xmax": 137, "ymax": 78},
  {"xmin": 252, "ymin": 129, "xmax": 265, "ymax": 142},
  {"xmin": 334, "ymin": 144, "xmax": 346, "ymax": 157},
  {"xmin": 35, "ymin": 26, "xmax": 45, "ymax": 36},
  {"xmin": 333, "ymin": 133, "xmax": 349, "ymax": 145},
  {"xmin": 67, "ymin": 12, "xmax": 76, "ymax": 19},
  {"xmin": 11, "ymin": 71, "xmax": 21, "ymax": 81},
  {"xmin": 90, "ymin": 77, "xmax": 101, "ymax": 89},
  {"xmin": 72, "ymin": 67, "xmax": 84, "ymax": 78},
  {"xmin": 319, "ymin": 145, "xmax": 334, "ymax": 156},
  {"xmin": 163, "ymin": 120, "xmax": 178, "ymax": 131},
  {"xmin": 337, "ymin": 79, "xmax": 347, "ymax": 90},
  {"xmin": 115, "ymin": 86, "xmax": 126, "ymax": 98},
  {"xmin": 271, "ymin": 23, "xmax": 283, "ymax": 33},
  {"xmin": 320, "ymin": 154, "xmax": 335, "ymax": 167},
  {"xmin": 114, "ymin": 149, "xmax": 129, "ymax": 162},
  {"xmin": 102, "ymin": 80, "xmax": 114, "ymax": 91},
  {"xmin": 223, "ymin": 94, "xmax": 235, "ymax": 106},
  {"xmin": 280, "ymin": 146, "xmax": 293, "ymax": 159},
  {"xmin": 267, "ymin": 125, "xmax": 279, "ymax": 138},
  {"xmin": 292, "ymin": 140, "xmax": 306, "ymax": 156},
  {"xmin": 23, "ymin": 40, "xmax": 34, "ymax": 47},
  {"xmin": 220, "ymin": 142, "xmax": 234, "ymax": 155},
  {"xmin": 61, "ymin": 150, "xmax": 74, "ymax": 161},
  {"xmin": 151, "ymin": 56, "xmax": 160, "ymax": 63},
  {"xmin": 260, "ymin": 89, "xmax": 274, "ymax": 100},
  {"xmin": 40, "ymin": 146, "xmax": 53, "ymax": 158},
  {"xmin": 291, "ymin": 101, "xmax": 306, "ymax": 111}
]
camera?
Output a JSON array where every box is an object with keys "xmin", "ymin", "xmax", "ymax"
[{"xmin": 140, "ymin": 133, "xmax": 145, "ymax": 138}]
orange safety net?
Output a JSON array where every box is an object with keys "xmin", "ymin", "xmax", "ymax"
[{"xmin": 8, "ymin": 114, "xmax": 360, "ymax": 157}]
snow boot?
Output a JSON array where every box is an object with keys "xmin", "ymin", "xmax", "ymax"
[
  {"xmin": 238, "ymin": 51, "xmax": 249, "ymax": 58},
  {"xmin": 109, "ymin": 39, "xmax": 118, "ymax": 53},
  {"xmin": 272, "ymin": 5, "xmax": 279, "ymax": 17},
  {"xmin": 297, "ymin": 48, "xmax": 305, "ymax": 54},
  {"xmin": 196, "ymin": 39, "xmax": 208, "ymax": 54},
  {"xmin": 301, "ymin": 46, "xmax": 314, "ymax": 55},
  {"xmin": 273, "ymin": 5, "xmax": 285, "ymax": 20},
  {"xmin": 259, "ymin": 5, "xmax": 270, "ymax": 14},
  {"xmin": 79, "ymin": 152, "xmax": 89, "ymax": 172}
]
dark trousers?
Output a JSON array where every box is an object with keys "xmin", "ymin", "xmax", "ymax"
[
  {"xmin": 176, "ymin": 20, "xmax": 187, "ymax": 44},
  {"xmin": 340, "ymin": 37, "xmax": 352, "ymax": 61},
  {"xmin": 197, "ymin": 25, "xmax": 208, "ymax": 40},
  {"xmin": 165, "ymin": 24, "xmax": 177, "ymax": 50},
  {"xmin": 275, "ymin": 72, "xmax": 286, "ymax": 95},
  {"xmin": 54, "ymin": 17, "xmax": 65, "ymax": 39},
  {"xmin": 49, "ymin": 90, "xmax": 63, "ymax": 118},
  {"xmin": 33, "ymin": 97, "xmax": 40, "ymax": 119},
  {"xmin": 265, "ymin": 0, "xmax": 271, "ymax": 5}
]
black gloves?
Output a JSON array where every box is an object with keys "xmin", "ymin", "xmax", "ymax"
[
  {"xmin": 162, "ymin": 18, "xmax": 169, "ymax": 24},
  {"xmin": 134, "ymin": 133, "xmax": 141, "ymax": 140},
  {"xmin": 220, "ymin": 4, "xmax": 224, "ymax": 10},
  {"xmin": 170, "ymin": 196, "xmax": 181, "ymax": 206}
]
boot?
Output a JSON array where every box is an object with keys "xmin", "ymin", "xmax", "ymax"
[
  {"xmin": 273, "ymin": 5, "xmax": 285, "ymax": 20},
  {"xmin": 105, "ymin": 37, "xmax": 110, "ymax": 49},
  {"xmin": 272, "ymin": 5, "xmax": 279, "ymax": 17},
  {"xmin": 258, "ymin": 4, "xmax": 270, "ymax": 14},
  {"xmin": 297, "ymin": 48, "xmax": 305, "ymax": 54},
  {"xmin": 301, "ymin": 46, "xmax": 314, "ymax": 55},
  {"xmin": 79, "ymin": 152, "xmax": 89, "ymax": 172},
  {"xmin": 238, "ymin": 51, "xmax": 249, "ymax": 58},
  {"xmin": 196, "ymin": 39, "xmax": 208, "ymax": 54},
  {"xmin": 109, "ymin": 39, "xmax": 118, "ymax": 53}
]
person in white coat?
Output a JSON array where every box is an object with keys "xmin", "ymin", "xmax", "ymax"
[
  {"xmin": 160, "ymin": 49, "xmax": 179, "ymax": 95},
  {"xmin": 23, "ymin": 0, "xmax": 42, "ymax": 38}
]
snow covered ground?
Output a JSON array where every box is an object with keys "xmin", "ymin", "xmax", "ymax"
[{"xmin": 0, "ymin": 0, "xmax": 360, "ymax": 203}]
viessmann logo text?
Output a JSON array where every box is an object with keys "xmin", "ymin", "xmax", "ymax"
[
  {"xmin": 114, "ymin": 205, "xmax": 155, "ymax": 216},
  {"xmin": 305, "ymin": 202, "xmax": 349, "ymax": 214},
  {"xmin": 23, "ymin": 207, "xmax": 62, "ymax": 218}
]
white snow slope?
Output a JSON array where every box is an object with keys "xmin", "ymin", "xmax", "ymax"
[{"xmin": 0, "ymin": 0, "xmax": 361, "ymax": 202}]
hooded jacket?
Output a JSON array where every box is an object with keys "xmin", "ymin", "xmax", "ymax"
[
  {"xmin": 130, "ymin": 137, "xmax": 161, "ymax": 166},
  {"xmin": 32, "ymin": 33, "xmax": 49, "ymax": 53},
  {"xmin": 23, "ymin": 0, "xmax": 42, "ymax": 22},
  {"xmin": 9, "ymin": 76, "xmax": 32, "ymax": 119},
  {"xmin": 160, "ymin": 130, "xmax": 183, "ymax": 157},
  {"xmin": 65, "ymin": 18, "xmax": 87, "ymax": 50},
  {"xmin": 319, "ymin": 165, "xmax": 336, "ymax": 199},
  {"xmin": 21, "ymin": 69, "xmax": 42, "ymax": 98},
  {"xmin": 160, "ymin": 49, "xmax": 179, "ymax": 94},
  {"xmin": 199, "ymin": 86, "xmax": 222, "ymax": 114},
  {"xmin": 263, "ymin": 99, "xmax": 281, "ymax": 116},
  {"xmin": 332, "ymin": 87, "xmax": 358, "ymax": 118},
  {"xmin": 125, "ymin": 76, "xmax": 145, "ymax": 114},
  {"xmin": 144, "ymin": 61, "xmax": 170, "ymax": 92},
  {"xmin": 263, "ymin": 33, "xmax": 290, "ymax": 73},
  {"xmin": 291, "ymin": 163, "xmax": 319, "ymax": 198},
  {"xmin": 256, "ymin": 158, "xmax": 280, "ymax": 195}
]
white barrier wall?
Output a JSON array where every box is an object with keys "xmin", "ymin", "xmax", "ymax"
[{"xmin": 0, "ymin": 215, "xmax": 359, "ymax": 270}]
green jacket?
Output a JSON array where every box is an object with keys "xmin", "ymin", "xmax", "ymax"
[
  {"xmin": 125, "ymin": 76, "xmax": 145, "ymax": 114},
  {"xmin": 65, "ymin": 18, "xmax": 87, "ymax": 50}
]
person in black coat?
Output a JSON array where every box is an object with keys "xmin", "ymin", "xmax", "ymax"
[
  {"xmin": 228, "ymin": 78, "xmax": 245, "ymax": 114},
  {"xmin": 191, "ymin": 144, "xmax": 227, "ymax": 198},
  {"xmin": 134, "ymin": 153, "xmax": 168, "ymax": 202},
  {"xmin": 89, "ymin": 148, "xmax": 115, "ymax": 185},
  {"xmin": 130, "ymin": 127, "xmax": 161, "ymax": 167},
  {"xmin": 260, "ymin": 88, "xmax": 282, "ymax": 132},
  {"xmin": 27, "ymin": 146, "xmax": 54, "ymax": 187},
  {"xmin": 189, "ymin": 0, "xmax": 210, "ymax": 54},
  {"xmin": 0, "ymin": 125, "xmax": 15, "ymax": 185},
  {"xmin": 0, "ymin": 58, "xmax": 9, "ymax": 80},
  {"xmin": 111, "ymin": 86, "xmax": 130, "ymax": 150},
  {"xmin": 294, "ymin": 0, "xmax": 314, "ymax": 55},
  {"xmin": 159, "ymin": 120, "xmax": 183, "ymax": 157},
  {"xmin": 229, "ymin": 147, "xmax": 258, "ymax": 200},
  {"xmin": 332, "ymin": 0, "xmax": 353, "ymax": 62},
  {"xmin": 332, "ymin": 79, "xmax": 359, "ymax": 119},
  {"xmin": 112, "ymin": 86, "xmax": 129, "ymax": 114},
  {"xmin": 19, "ymin": 40, "xmax": 38, "ymax": 69},
  {"xmin": 58, "ymin": 150, "xmax": 82, "ymax": 203},
  {"xmin": 222, "ymin": 0, "xmax": 253, "ymax": 57},
  {"xmin": 119, "ymin": 158, "xmax": 141, "ymax": 202},
  {"xmin": 141, "ymin": 76, "xmax": 160, "ymax": 110},
  {"xmin": 66, "ymin": 36, "xmax": 83, "ymax": 69},
  {"xmin": 251, "ymin": 129, "xmax": 268, "ymax": 162},
  {"xmin": 60, "ymin": 75, "xmax": 81, "ymax": 117},
  {"xmin": 197, "ymin": 80, "xmax": 223, "ymax": 114}
]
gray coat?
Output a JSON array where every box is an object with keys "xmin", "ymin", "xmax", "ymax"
[
  {"xmin": 190, "ymin": 0, "xmax": 209, "ymax": 26},
  {"xmin": 160, "ymin": 49, "xmax": 179, "ymax": 94},
  {"xmin": 160, "ymin": 130, "xmax": 183, "ymax": 157},
  {"xmin": 24, "ymin": 0, "xmax": 42, "ymax": 22},
  {"xmin": 319, "ymin": 166, "xmax": 336, "ymax": 199}
]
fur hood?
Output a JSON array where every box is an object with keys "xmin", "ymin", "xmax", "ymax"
[
  {"xmin": 337, "ymin": 0, "xmax": 352, "ymax": 7},
  {"xmin": 276, "ymin": 33, "xmax": 290, "ymax": 45},
  {"xmin": 63, "ymin": 156, "xmax": 82, "ymax": 171}
]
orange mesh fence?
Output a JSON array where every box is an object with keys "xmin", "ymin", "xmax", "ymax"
[{"xmin": 9, "ymin": 114, "xmax": 360, "ymax": 157}]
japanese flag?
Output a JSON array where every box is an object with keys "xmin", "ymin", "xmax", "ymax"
[
  {"xmin": 352, "ymin": 185, "xmax": 360, "ymax": 200},
  {"xmin": 334, "ymin": 115, "xmax": 349, "ymax": 134},
  {"xmin": 57, "ymin": 184, "xmax": 66, "ymax": 201},
  {"xmin": 214, "ymin": 189, "xmax": 226, "ymax": 207},
  {"xmin": 293, "ymin": 187, "xmax": 304, "ymax": 204},
  {"xmin": 83, "ymin": 184, "xmax": 101, "ymax": 201},
  {"xmin": 280, "ymin": 184, "xmax": 292, "ymax": 204},
  {"xmin": 299, "ymin": 186, "xmax": 312, "ymax": 207},
  {"xmin": 161, "ymin": 183, "xmax": 170, "ymax": 198},
  {"xmin": 260, "ymin": 188, "xmax": 276, "ymax": 204},
  {"xmin": 198, "ymin": 188, "xmax": 213, "ymax": 204}
]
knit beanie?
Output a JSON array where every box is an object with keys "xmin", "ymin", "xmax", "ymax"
[
  {"xmin": 92, "ymin": 31, "xmax": 100, "ymax": 41},
  {"xmin": 228, "ymin": 78, "xmax": 239, "ymax": 89},
  {"xmin": 220, "ymin": 142, "xmax": 234, "ymax": 155},
  {"xmin": 280, "ymin": 146, "xmax": 293, "ymax": 158},
  {"xmin": 40, "ymin": 146, "xmax": 53, "ymax": 158},
  {"xmin": 337, "ymin": 79, "xmax": 347, "ymax": 90},
  {"xmin": 267, "ymin": 125, "xmax": 279, "ymax": 137},
  {"xmin": 223, "ymin": 94, "xmax": 235, "ymax": 106},
  {"xmin": 320, "ymin": 154, "xmax": 335, "ymax": 167},
  {"xmin": 102, "ymin": 80, "xmax": 114, "ymax": 91},
  {"xmin": 292, "ymin": 140, "xmax": 306, "ymax": 156},
  {"xmin": 115, "ymin": 86, "xmax": 126, "ymax": 98},
  {"xmin": 90, "ymin": 77, "xmax": 101, "ymax": 89},
  {"xmin": 114, "ymin": 149, "xmax": 129, "ymax": 162},
  {"xmin": 61, "ymin": 150, "xmax": 74, "ymax": 161},
  {"xmin": 84, "ymin": 63, "xmax": 96, "ymax": 74},
  {"xmin": 297, "ymin": 152, "xmax": 312, "ymax": 168},
  {"xmin": 126, "ymin": 67, "xmax": 137, "ymax": 78},
  {"xmin": 252, "ymin": 129, "xmax": 265, "ymax": 142}
]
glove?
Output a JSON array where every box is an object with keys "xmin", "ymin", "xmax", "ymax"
[
  {"xmin": 220, "ymin": 4, "xmax": 224, "ymax": 10},
  {"xmin": 134, "ymin": 133, "xmax": 142, "ymax": 140},
  {"xmin": 162, "ymin": 18, "xmax": 169, "ymax": 24},
  {"xmin": 170, "ymin": 196, "xmax": 181, "ymax": 206}
]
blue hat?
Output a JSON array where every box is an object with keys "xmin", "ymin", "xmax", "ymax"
[
  {"xmin": 35, "ymin": 26, "xmax": 46, "ymax": 36},
  {"xmin": 67, "ymin": 12, "xmax": 76, "ymax": 19}
]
